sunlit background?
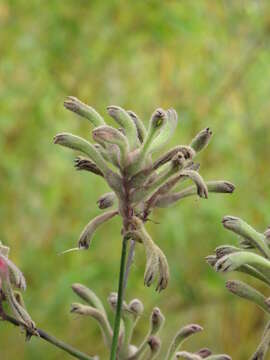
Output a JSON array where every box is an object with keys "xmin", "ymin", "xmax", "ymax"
[{"xmin": 1, "ymin": 1, "xmax": 270, "ymax": 359}]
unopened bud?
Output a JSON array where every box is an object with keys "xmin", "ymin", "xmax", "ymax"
[
  {"xmin": 97, "ymin": 192, "xmax": 115, "ymax": 209},
  {"xmin": 190, "ymin": 127, "xmax": 212, "ymax": 153},
  {"xmin": 150, "ymin": 108, "xmax": 166, "ymax": 130},
  {"xmin": 107, "ymin": 105, "xmax": 139, "ymax": 150},
  {"xmin": 128, "ymin": 298, "xmax": 144, "ymax": 317},
  {"xmin": 92, "ymin": 125, "xmax": 129, "ymax": 150},
  {"xmin": 215, "ymin": 245, "xmax": 241, "ymax": 259},
  {"xmin": 150, "ymin": 307, "xmax": 165, "ymax": 335},
  {"xmin": 171, "ymin": 152, "xmax": 185, "ymax": 169},
  {"xmin": 54, "ymin": 132, "xmax": 109, "ymax": 176},
  {"xmin": 166, "ymin": 324, "xmax": 203, "ymax": 359},
  {"xmin": 64, "ymin": 96, "xmax": 105, "ymax": 127},
  {"xmin": 222, "ymin": 216, "xmax": 270, "ymax": 259},
  {"xmin": 72, "ymin": 283, "xmax": 106, "ymax": 314},
  {"xmin": 127, "ymin": 110, "xmax": 147, "ymax": 143},
  {"xmin": 207, "ymin": 181, "xmax": 235, "ymax": 194},
  {"xmin": 226, "ymin": 280, "xmax": 269, "ymax": 313}
]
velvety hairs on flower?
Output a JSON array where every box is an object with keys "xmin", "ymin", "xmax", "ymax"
[
  {"xmin": 54, "ymin": 97, "xmax": 234, "ymax": 359},
  {"xmin": 0, "ymin": 98, "xmax": 234, "ymax": 360},
  {"xmin": 207, "ymin": 216, "xmax": 270, "ymax": 360},
  {"xmin": 71, "ymin": 283, "xmax": 231, "ymax": 360}
]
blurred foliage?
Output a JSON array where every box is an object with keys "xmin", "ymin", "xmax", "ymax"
[{"xmin": 0, "ymin": 1, "xmax": 270, "ymax": 359}]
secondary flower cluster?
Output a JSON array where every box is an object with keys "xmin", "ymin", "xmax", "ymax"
[
  {"xmin": 0, "ymin": 241, "xmax": 36, "ymax": 337},
  {"xmin": 55, "ymin": 97, "xmax": 235, "ymax": 291},
  {"xmin": 207, "ymin": 216, "xmax": 270, "ymax": 360},
  {"xmin": 71, "ymin": 283, "xmax": 231, "ymax": 360}
]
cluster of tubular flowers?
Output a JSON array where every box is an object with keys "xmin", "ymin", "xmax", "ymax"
[
  {"xmin": 71, "ymin": 283, "xmax": 231, "ymax": 360},
  {"xmin": 0, "ymin": 241, "xmax": 36, "ymax": 337},
  {"xmin": 54, "ymin": 97, "xmax": 235, "ymax": 292},
  {"xmin": 207, "ymin": 216, "xmax": 270, "ymax": 360}
]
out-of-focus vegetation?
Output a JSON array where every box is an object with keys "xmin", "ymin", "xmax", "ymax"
[{"xmin": 0, "ymin": 1, "xmax": 270, "ymax": 359}]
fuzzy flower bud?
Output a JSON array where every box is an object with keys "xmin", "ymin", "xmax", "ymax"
[
  {"xmin": 190, "ymin": 127, "xmax": 212, "ymax": 153},
  {"xmin": 222, "ymin": 216, "xmax": 270, "ymax": 258},
  {"xmin": 107, "ymin": 105, "xmax": 139, "ymax": 150},
  {"xmin": 150, "ymin": 307, "xmax": 165, "ymax": 335},
  {"xmin": 64, "ymin": 96, "xmax": 105, "ymax": 127},
  {"xmin": 71, "ymin": 283, "xmax": 106, "ymax": 315},
  {"xmin": 226, "ymin": 280, "xmax": 270, "ymax": 313},
  {"xmin": 97, "ymin": 192, "xmax": 115, "ymax": 209},
  {"xmin": 166, "ymin": 324, "xmax": 203, "ymax": 360},
  {"xmin": 128, "ymin": 298, "xmax": 144, "ymax": 317},
  {"xmin": 92, "ymin": 125, "xmax": 129, "ymax": 153},
  {"xmin": 127, "ymin": 110, "xmax": 147, "ymax": 143}
]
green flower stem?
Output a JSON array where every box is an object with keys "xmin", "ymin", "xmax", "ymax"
[
  {"xmin": 2, "ymin": 313, "xmax": 96, "ymax": 360},
  {"xmin": 110, "ymin": 236, "xmax": 128, "ymax": 360}
]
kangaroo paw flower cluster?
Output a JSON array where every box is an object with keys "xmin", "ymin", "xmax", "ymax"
[
  {"xmin": 71, "ymin": 284, "xmax": 231, "ymax": 360},
  {"xmin": 0, "ymin": 241, "xmax": 37, "ymax": 337},
  {"xmin": 207, "ymin": 216, "xmax": 270, "ymax": 359},
  {"xmin": 55, "ymin": 97, "xmax": 235, "ymax": 291}
]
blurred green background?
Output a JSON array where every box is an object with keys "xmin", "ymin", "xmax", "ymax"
[{"xmin": 0, "ymin": 1, "xmax": 270, "ymax": 359}]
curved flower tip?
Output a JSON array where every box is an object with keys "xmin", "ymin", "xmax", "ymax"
[
  {"xmin": 222, "ymin": 215, "xmax": 241, "ymax": 231},
  {"xmin": 97, "ymin": 192, "xmax": 115, "ymax": 209},
  {"xmin": 214, "ymin": 254, "xmax": 235, "ymax": 273},
  {"xmin": 64, "ymin": 96, "xmax": 105, "ymax": 127},
  {"xmin": 190, "ymin": 127, "xmax": 213, "ymax": 153},
  {"xmin": 180, "ymin": 324, "xmax": 203, "ymax": 338},
  {"xmin": 151, "ymin": 307, "xmax": 165, "ymax": 334},
  {"xmin": 128, "ymin": 298, "xmax": 144, "ymax": 316}
]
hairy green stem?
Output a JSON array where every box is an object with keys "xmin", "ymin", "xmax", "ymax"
[{"xmin": 110, "ymin": 237, "xmax": 128, "ymax": 360}]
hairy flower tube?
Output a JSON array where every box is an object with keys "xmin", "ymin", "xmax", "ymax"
[
  {"xmin": 71, "ymin": 284, "xmax": 231, "ymax": 360},
  {"xmin": 207, "ymin": 216, "xmax": 270, "ymax": 360}
]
